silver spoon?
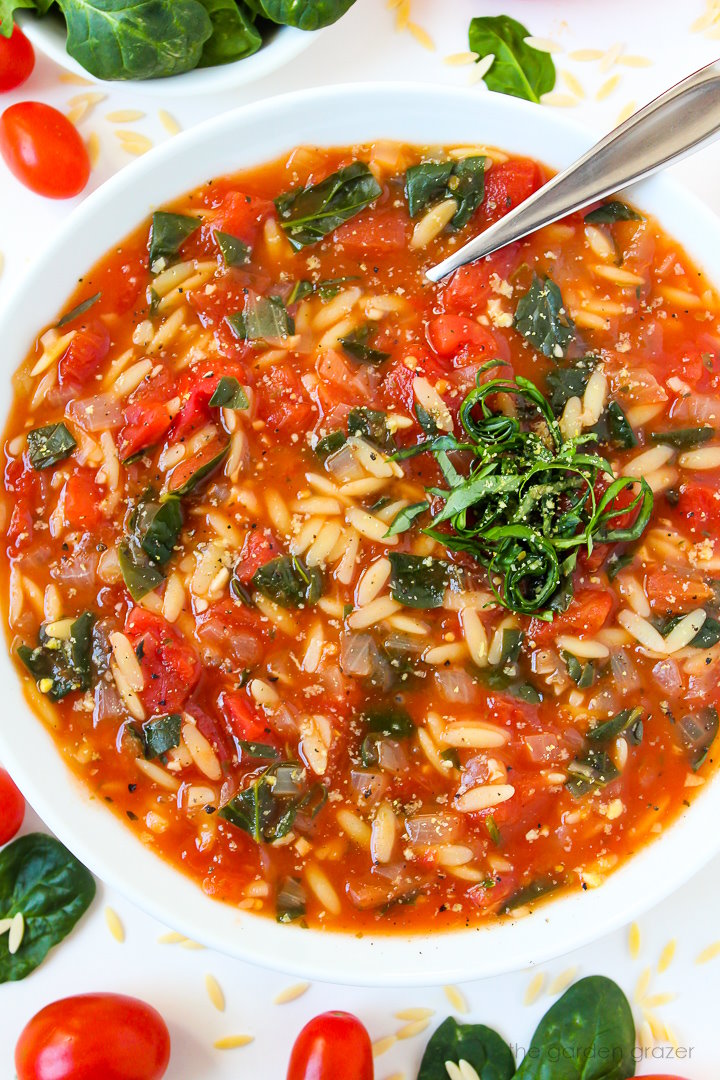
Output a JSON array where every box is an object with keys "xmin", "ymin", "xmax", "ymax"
[{"xmin": 426, "ymin": 58, "xmax": 720, "ymax": 283}]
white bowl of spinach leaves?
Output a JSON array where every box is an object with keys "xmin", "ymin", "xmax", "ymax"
[{"xmin": 13, "ymin": 0, "xmax": 353, "ymax": 91}]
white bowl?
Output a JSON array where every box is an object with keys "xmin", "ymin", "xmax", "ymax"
[
  {"xmin": 17, "ymin": 10, "xmax": 313, "ymax": 95},
  {"xmin": 2, "ymin": 83, "xmax": 720, "ymax": 986}
]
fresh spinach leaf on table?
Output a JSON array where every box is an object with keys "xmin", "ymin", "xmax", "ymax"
[
  {"xmin": 418, "ymin": 1016, "xmax": 515, "ymax": 1080},
  {"xmin": 0, "ymin": 833, "xmax": 96, "ymax": 982},
  {"xmin": 468, "ymin": 15, "xmax": 556, "ymax": 103},
  {"xmin": 514, "ymin": 975, "xmax": 635, "ymax": 1079}
]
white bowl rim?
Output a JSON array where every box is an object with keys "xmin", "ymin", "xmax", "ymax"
[
  {"xmin": 1, "ymin": 81, "xmax": 719, "ymax": 986},
  {"xmin": 17, "ymin": 10, "xmax": 313, "ymax": 95}
]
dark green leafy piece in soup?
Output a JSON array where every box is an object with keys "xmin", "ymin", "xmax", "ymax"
[{"xmin": 274, "ymin": 162, "xmax": 382, "ymax": 250}]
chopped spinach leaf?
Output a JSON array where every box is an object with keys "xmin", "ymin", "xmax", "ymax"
[
  {"xmin": 140, "ymin": 714, "xmax": 181, "ymax": 758},
  {"xmin": 339, "ymin": 325, "xmax": 390, "ymax": 364},
  {"xmin": 405, "ymin": 155, "xmax": 486, "ymax": 231},
  {"xmin": 514, "ymin": 274, "xmax": 575, "ymax": 359},
  {"xmin": 347, "ymin": 407, "xmax": 394, "ymax": 451},
  {"xmin": 503, "ymin": 876, "xmax": 560, "ymax": 913},
  {"xmin": 213, "ymin": 230, "xmax": 250, "ymax": 267},
  {"xmin": 607, "ymin": 551, "xmax": 634, "ymax": 581},
  {"xmin": 650, "ymin": 426, "xmax": 714, "ymax": 449},
  {"xmin": 118, "ymin": 540, "xmax": 165, "ymax": 601},
  {"xmin": 384, "ymin": 500, "xmax": 428, "ymax": 538},
  {"xmin": 219, "ymin": 761, "xmax": 309, "ymax": 842},
  {"xmin": 227, "ymin": 295, "xmax": 294, "ymax": 342},
  {"xmin": 588, "ymin": 706, "xmax": 643, "ymax": 744},
  {"xmin": 314, "ymin": 430, "xmax": 346, "ymax": 458},
  {"xmin": 468, "ymin": 14, "xmax": 556, "ymax": 103},
  {"xmin": 209, "ymin": 376, "xmax": 249, "ymax": 410},
  {"xmin": 485, "ymin": 815, "xmax": 501, "ymax": 845},
  {"xmin": 274, "ymin": 162, "xmax": 382, "ymax": 250},
  {"xmin": 148, "ymin": 211, "xmax": 200, "ymax": 270},
  {"xmin": 18, "ymin": 612, "xmax": 95, "ymax": 701},
  {"xmin": 27, "ymin": 423, "xmax": 76, "ymax": 470},
  {"xmin": 388, "ymin": 553, "xmax": 449, "ymax": 609},
  {"xmin": 562, "ymin": 651, "xmax": 595, "ymax": 688},
  {"xmin": 252, "ymin": 555, "xmax": 323, "ymax": 608},
  {"xmin": 166, "ymin": 441, "xmax": 229, "ymax": 497},
  {"xmin": 362, "ymin": 705, "xmax": 414, "ymax": 738},
  {"xmin": 589, "ymin": 400, "xmax": 637, "ymax": 450},
  {"xmin": 498, "ymin": 628, "xmax": 522, "ymax": 666},
  {"xmin": 566, "ymin": 749, "xmax": 619, "ymax": 798},
  {"xmin": 56, "ymin": 291, "xmax": 101, "ymax": 328},
  {"xmin": 545, "ymin": 356, "xmax": 596, "ymax": 413},
  {"xmin": 238, "ymin": 740, "xmax": 280, "ymax": 760},
  {"xmin": 130, "ymin": 492, "xmax": 183, "ymax": 565},
  {"xmin": 584, "ymin": 200, "xmax": 643, "ymax": 224}
]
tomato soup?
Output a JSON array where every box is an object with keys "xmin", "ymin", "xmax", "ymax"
[{"xmin": 3, "ymin": 141, "xmax": 720, "ymax": 932}]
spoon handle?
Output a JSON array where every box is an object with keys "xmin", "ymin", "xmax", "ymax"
[{"xmin": 426, "ymin": 58, "xmax": 720, "ymax": 283}]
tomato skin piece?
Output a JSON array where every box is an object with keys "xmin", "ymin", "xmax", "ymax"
[
  {"xmin": 529, "ymin": 589, "xmax": 614, "ymax": 644},
  {"xmin": 207, "ymin": 190, "xmax": 274, "ymax": 248},
  {"xmin": 222, "ymin": 691, "xmax": 269, "ymax": 742},
  {"xmin": 62, "ymin": 472, "xmax": 106, "ymax": 529},
  {"xmin": 0, "ymin": 102, "xmax": 90, "ymax": 198},
  {"xmin": 0, "ymin": 767, "xmax": 25, "ymax": 845},
  {"xmin": 125, "ymin": 608, "xmax": 201, "ymax": 714},
  {"xmin": 15, "ymin": 992, "xmax": 170, "ymax": 1080},
  {"xmin": 426, "ymin": 314, "xmax": 499, "ymax": 365},
  {"xmin": 333, "ymin": 209, "xmax": 408, "ymax": 254},
  {"xmin": 677, "ymin": 481, "xmax": 720, "ymax": 527},
  {"xmin": 286, "ymin": 1011, "xmax": 373, "ymax": 1080},
  {"xmin": 118, "ymin": 401, "xmax": 174, "ymax": 461},
  {"xmin": 483, "ymin": 159, "xmax": 542, "ymax": 222},
  {"xmin": 0, "ymin": 25, "xmax": 35, "ymax": 92},
  {"xmin": 58, "ymin": 321, "xmax": 111, "ymax": 388},
  {"xmin": 235, "ymin": 528, "xmax": 280, "ymax": 584}
]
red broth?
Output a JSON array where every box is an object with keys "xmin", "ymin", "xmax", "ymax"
[{"xmin": 3, "ymin": 141, "xmax": 720, "ymax": 931}]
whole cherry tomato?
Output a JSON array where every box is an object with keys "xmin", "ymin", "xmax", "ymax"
[
  {"xmin": 0, "ymin": 767, "xmax": 25, "ymax": 844},
  {"xmin": 0, "ymin": 25, "xmax": 34, "ymax": 92},
  {"xmin": 15, "ymin": 993, "xmax": 171, "ymax": 1080},
  {"xmin": 287, "ymin": 1011, "xmax": 373, "ymax": 1080},
  {"xmin": 0, "ymin": 101, "xmax": 90, "ymax": 198}
]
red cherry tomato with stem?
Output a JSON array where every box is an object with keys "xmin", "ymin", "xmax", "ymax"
[
  {"xmin": 0, "ymin": 767, "xmax": 24, "ymax": 844},
  {"xmin": 0, "ymin": 25, "xmax": 34, "ymax": 92},
  {"xmin": 15, "ymin": 993, "xmax": 171, "ymax": 1080},
  {"xmin": 287, "ymin": 1011, "xmax": 373, "ymax": 1080},
  {"xmin": 0, "ymin": 101, "xmax": 90, "ymax": 198}
]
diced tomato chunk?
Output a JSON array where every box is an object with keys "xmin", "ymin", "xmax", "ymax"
[
  {"xmin": 442, "ymin": 245, "xmax": 521, "ymax": 315},
  {"xmin": 333, "ymin": 210, "xmax": 408, "ymax": 254},
  {"xmin": 235, "ymin": 528, "xmax": 280, "ymax": 584},
  {"xmin": 257, "ymin": 365, "xmax": 315, "ymax": 435},
  {"xmin": 118, "ymin": 400, "xmax": 174, "ymax": 461},
  {"xmin": 529, "ymin": 589, "xmax": 614, "ymax": 644},
  {"xmin": 168, "ymin": 381, "xmax": 216, "ymax": 442},
  {"xmin": 426, "ymin": 315, "xmax": 499, "ymax": 363},
  {"xmin": 484, "ymin": 159, "xmax": 542, "ymax": 222},
  {"xmin": 221, "ymin": 691, "xmax": 270, "ymax": 742},
  {"xmin": 209, "ymin": 191, "xmax": 274, "ymax": 248},
  {"xmin": 4, "ymin": 457, "xmax": 40, "ymax": 552},
  {"xmin": 467, "ymin": 873, "xmax": 518, "ymax": 914},
  {"xmin": 677, "ymin": 481, "xmax": 720, "ymax": 527},
  {"xmin": 62, "ymin": 471, "xmax": 106, "ymax": 529},
  {"xmin": 165, "ymin": 433, "xmax": 227, "ymax": 495},
  {"xmin": 645, "ymin": 569, "xmax": 714, "ymax": 613},
  {"xmin": 58, "ymin": 321, "xmax": 111, "ymax": 388},
  {"xmin": 125, "ymin": 608, "xmax": 201, "ymax": 714}
]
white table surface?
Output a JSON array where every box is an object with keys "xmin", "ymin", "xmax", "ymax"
[{"xmin": 2, "ymin": 2, "xmax": 720, "ymax": 1076}]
